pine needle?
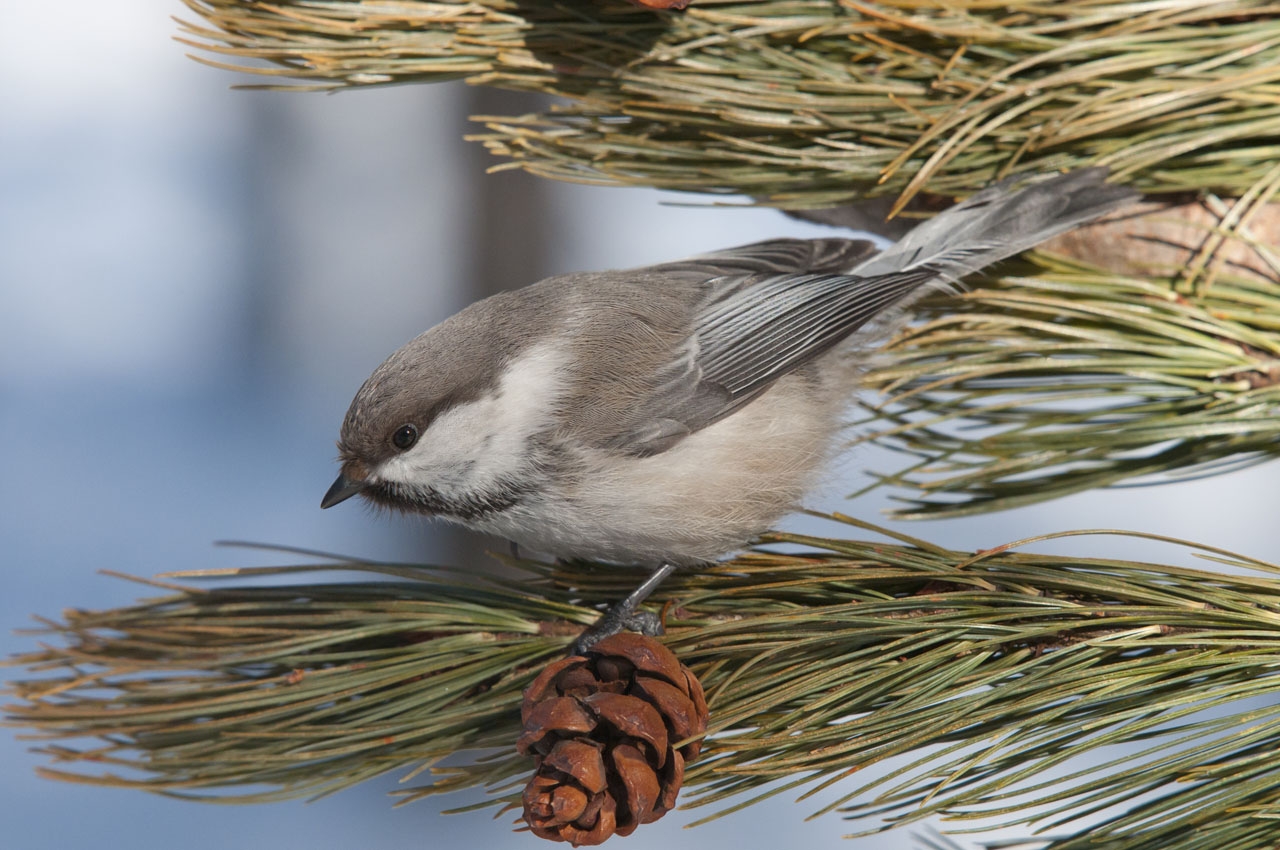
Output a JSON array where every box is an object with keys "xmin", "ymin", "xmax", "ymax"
[
  {"xmin": 858, "ymin": 222, "xmax": 1280, "ymax": 518},
  {"xmin": 8, "ymin": 518, "xmax": 1280, "ymax": 846},
  {"xmin": 176, "ymin": 1, "xmax": 1280, "ymax": 207}
]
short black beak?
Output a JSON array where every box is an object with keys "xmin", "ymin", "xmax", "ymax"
[{"xmin": 321, "ymin": 473, "xmax": 367, "ymax": 509}]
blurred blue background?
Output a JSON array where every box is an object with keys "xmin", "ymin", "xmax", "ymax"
[{"xmin": 3, "ymin": 3, "xmax": 1278, "ymax": 849}]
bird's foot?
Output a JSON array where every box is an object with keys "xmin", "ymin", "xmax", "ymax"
[{"xmin": 569, "ymin": 563, "xmax": 676, "ymax": 656}]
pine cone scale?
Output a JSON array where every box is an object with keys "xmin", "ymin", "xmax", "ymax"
[
  {"xmin": 543, "ymin": 739, "xmax": 609, "ymax": 794},
  {"xmin": 551, "ymin": 784, "xmax": 588, "ymax": 822},
  {"xmin": 657, "ymin": 750, "xmax": 684, "ymax": 813},
  {"xmin": 523, "ymin": 658, "xmax": 584, "ymax": 722},
  {"xmin": 582, "ymin": 691, "xmax": 669, "ymax": 767},
  {"xmin": 517, "ymin": 696, "xmax": 598, "ymax": 753},
  {"xmin": 610, "ymin": 742, "xmax": 661, "ymax": 836},
  {"xmin": 631, "ymin": 675, "xmax": 702, "ymax": 749}
]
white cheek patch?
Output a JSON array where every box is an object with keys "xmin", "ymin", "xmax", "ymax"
[{"xmin": 376, "ymin": 342, "xmax": 567, "ymax": 495}]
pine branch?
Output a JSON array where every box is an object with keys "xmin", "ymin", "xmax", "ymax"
[
  {"xmin": 175, "ymin": 0, "xmax": 1280, "ymax": 208},
  {"xmin": 8, "ymin": 518, "xmax": 1280, "ymax": 847},
  {"xmin": 858, "ymin": 190, "xmax": 1280, "ymax": 518}
]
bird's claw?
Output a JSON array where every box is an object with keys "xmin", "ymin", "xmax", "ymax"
[{"xmin": 568, "ymin": 564, "xmax": 676, "ymax": 656}]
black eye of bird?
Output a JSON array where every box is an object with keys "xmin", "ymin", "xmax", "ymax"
[{"xmin": 392, "ymin": 423, "xmax": 419, "ymax": 451}]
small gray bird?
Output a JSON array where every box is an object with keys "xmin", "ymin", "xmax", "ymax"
[{"xmin": 323, "ymin": 169, "xmax": 1137, "ymax": 649}]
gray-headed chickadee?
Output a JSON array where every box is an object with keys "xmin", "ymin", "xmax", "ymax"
[{"xmin": 322, "ymin": 169, "xmax": 1137, "ymax": 648}]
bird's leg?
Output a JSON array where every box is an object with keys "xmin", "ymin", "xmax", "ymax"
[{"xmin": 570, "ymin": 563, "xmax": 677, "ymax": 656}]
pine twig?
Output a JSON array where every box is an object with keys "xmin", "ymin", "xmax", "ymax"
[{"xmin": 8, "ymin": 518, "xmax": 1280, "ymax": 848}]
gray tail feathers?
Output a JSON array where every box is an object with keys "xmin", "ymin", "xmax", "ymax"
[{"xmin": 851, "ymin": 168, "xmax": 1140, "ymax": 282}]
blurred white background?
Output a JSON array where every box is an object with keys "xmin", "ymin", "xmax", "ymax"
[{"xmin": 3, "ymin": 3, "xmax": 1278, "ymax": 849}]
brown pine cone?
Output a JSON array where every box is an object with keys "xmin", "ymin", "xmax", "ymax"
[{"xmin": 517, "ymin": 633, "xmax": 709, "ymax": 845}]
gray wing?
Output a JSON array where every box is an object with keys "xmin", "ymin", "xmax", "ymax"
[
  {"xmin": 649, "ymin": 237, "xmax": 878, "ymax": 278},
  {"xmin": 603, "ymin": 169, "xmax": 1138, "ymax": 455},
  {"xmin": 605, "ymin": 266, "xmax": 936, "ymax": 456},
  {"xmin": 562, "ymin": 236, "xmax": 890, "ymax": 455},
  {"xmin": 693, "ymin": 268, "xmax": 936, "ymax": 404}
]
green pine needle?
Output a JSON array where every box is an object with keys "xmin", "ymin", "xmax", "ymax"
[
  {"xmin": 176, "ymin": 0, "xmax": 1280, "ymax": 207},
  {"xmin": 8, "ymin": 518, "xmax": 1280, "ymax": 847},
  {"xmin": 858, "ymin": 220, "xmax": 1280, "ymax": 518}
]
